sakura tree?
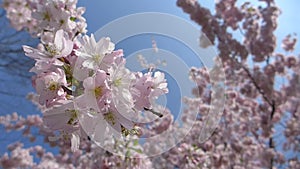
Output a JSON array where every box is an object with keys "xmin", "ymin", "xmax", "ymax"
[{"xmin": 0, "ymin": 0, "xmax": 299, "ymax": 169}]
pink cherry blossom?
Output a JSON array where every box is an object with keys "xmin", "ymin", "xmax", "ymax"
[
  {"xmin": 82, "ymin": 70, "xmax": 110, "ymax": 111},
  {"xmin": 75, "ymin": 35, "xmax": 115, "ymax": 70},
  {"xmin": 33, "ymin": 68, "xmax": 67, "ymax": 107},
  {"xmin": 23, "ymin": 29, "xmax": 73, "ymax": 60}
]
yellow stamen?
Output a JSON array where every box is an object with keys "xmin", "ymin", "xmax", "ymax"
[
  {"xmin": 66, "ymin": 110, "xmax": 79, "ymax": 125},
  {"xmin": 93, "ymin": 54, "xmax": 102, "ymax": 63},
  {"xmin": 48, "ymin": 82, "xmax": 58, "ymax": 91},
  {"xmin": 43, "ymin": 12, "xmax": 51, "ymax": 22},
  {"xmin": 94, "ymin": 86, "xmax": 103, "ymax": 99},
  {"xmin": 104, "ymin": 112, "xmax": 115, "ymax": 125},
  {"xmin": 46, "ymin": 45, "xmax": 59, "ymax": 56},
  {"xmin": 113, "ymin": 78, "xmax": 122, "ymax": 87}
]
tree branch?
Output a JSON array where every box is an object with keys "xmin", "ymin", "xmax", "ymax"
[
  {"xmin": 269, "ymin": 100, "xmax": 276, "ymax": 169},
  {"xmin": 240, "ymin": 64, "xmax": 274, "ymax": 107}
]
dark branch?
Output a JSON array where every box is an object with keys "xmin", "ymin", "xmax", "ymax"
[{"xmin": 144, "ymin": 107, "xmax": 163, "ymax": 118}]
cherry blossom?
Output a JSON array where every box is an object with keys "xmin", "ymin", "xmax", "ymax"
[
  {"xmin": 33, "ymin": 68, "xmax": 67, "ymax": 107},
  {"xmin": 2, "ymin": 0, "xmax": 168, "ymax": 154},
  {"xmin": 75, "ymin": 35, "xmax": 115, "ymax": 70}
]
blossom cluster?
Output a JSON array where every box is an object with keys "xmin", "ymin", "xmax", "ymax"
[
  {"xmin": 174, "ymin": 0, "xmax": 300, "ymax": 168},
  {"xmin": 3, "ymin": 0, "xmax": 87, "ymax": 37},
  {"xmin": 3, "ymin": 0, "xmax": 168, "ymax": 152},
  {"xmin": 0, "ymin": 112, "xmax": 154, "ymax": 168}
]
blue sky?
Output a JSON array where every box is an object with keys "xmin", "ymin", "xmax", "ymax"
[
  {"xmin": 77, "ymin": 0, "xmax": 300, "ymax": 120},
  {"xmin": 78, "ymin": 0, "xmax": 300, "ymax": 49}
]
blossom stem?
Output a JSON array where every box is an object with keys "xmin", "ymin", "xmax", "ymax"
[
  {"xmin": 61, "ymin": 85, "xmax": 72, "ymax": 95},
  {"xmin": 144, "ymin": 107, "xmax": 163, "ymax": 118}
]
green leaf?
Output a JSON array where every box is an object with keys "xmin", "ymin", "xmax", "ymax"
[
  {"xmin": 70, "ymin": 17, "xmax": 76, "ymax": 21},
  {"xmin": 133, "ymin": 139, "xmax": 139, "ymax": 146}
]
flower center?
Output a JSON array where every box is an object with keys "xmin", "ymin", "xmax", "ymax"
[
  {"xmin": 43, "ymin": 11, "xmax": 51, "ymax": 22},
  {"xmin": 104, "ymin": 112, "xmax": 115, "ymax": 125},
  {"xmin": 93, "ymin": 54, "xmax": 102, "ymax": 63},
  {"xmin": 59, "ymin": 19, "xmax": 65, "ymax": 26},
  {"xmin": 48, "ymin": 82, "xmax": 58, "ymax": 91},
  {"xmin": 113, "ymin": 78, "xmax": 122, "ymax": 87},
  {"xmin": 94, "ymin": 86, "xmax": 103, "ymax": 99},
  {"xmin": 66, "ymin": 109, "xmax": 79, "ymax": 125},
  {"xmin": 46, "ymin": 45, "xmax": 59, "ymax": 56}
]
